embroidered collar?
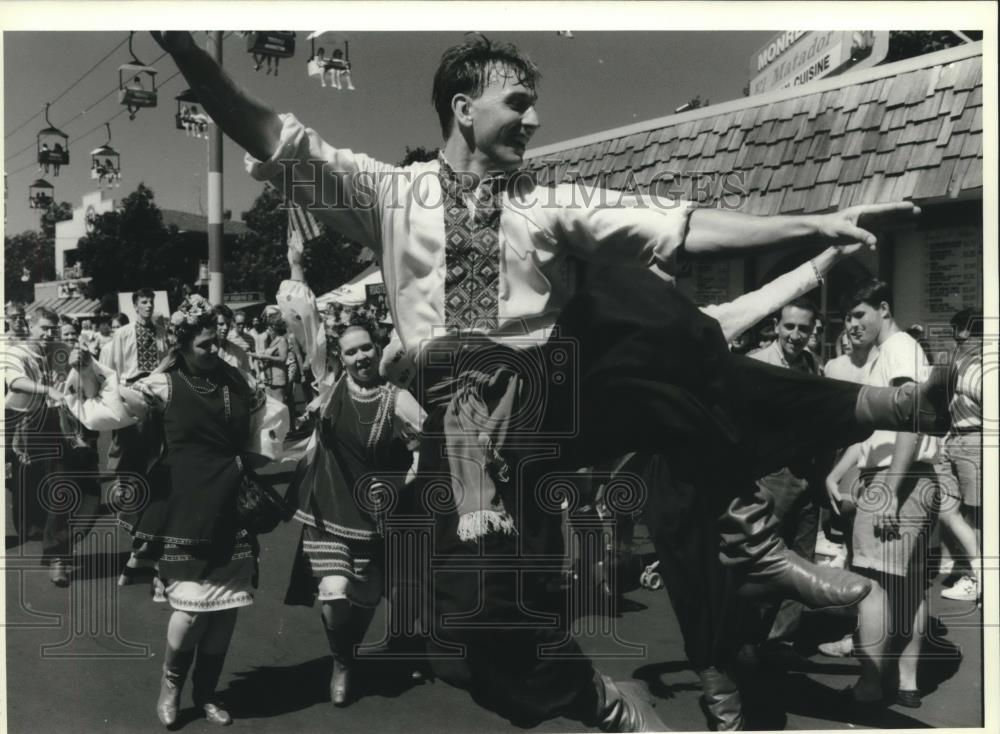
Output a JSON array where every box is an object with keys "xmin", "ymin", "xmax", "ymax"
[{"xmin": 437, "ymin": 152, "xmax": 510, "ymax": 200}]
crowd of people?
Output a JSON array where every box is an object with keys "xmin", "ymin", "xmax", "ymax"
[{"xmin": 4, "ymin": 31, "xmax": 985, "ymax": 733}]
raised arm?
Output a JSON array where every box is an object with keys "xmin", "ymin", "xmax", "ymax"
[
  {"xmin": 276, "ymin": 245, "xmax": 329, "ymax": 385},
  {"xmin": 685, "ymin": 202, "xmax": 920, "ymax": 256},
  {"xmin": 702, "ymin": 244, "xmax": 858, "ymax": 342},
  {"xmin": 151, "ymin": 32, "xmax": 281, "ymax": 162}
]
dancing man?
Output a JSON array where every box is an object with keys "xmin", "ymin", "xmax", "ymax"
[{"xmin": 153, "ymin": 31, "xmax": 950, "ymax": 731}]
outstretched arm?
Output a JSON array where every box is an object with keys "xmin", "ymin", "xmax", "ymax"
[
  {"xmin": 702, "ymin": 243, "xmax": 862, "ymax": 342},
  {"xmin": 685, "ymin": 202, "xmax": 920, "ymax": 256},
  {"xmin": 151, "ymin": 32, "xmax": 282, "ymax": 161}
]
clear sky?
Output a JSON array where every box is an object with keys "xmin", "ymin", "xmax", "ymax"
[{"xmin": 4, "ymin": 29, "xmax": 774, "ymax": 236}]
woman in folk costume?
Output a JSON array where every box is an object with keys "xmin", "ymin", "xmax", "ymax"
[
  {"xmin": 277, "ymin": 246, "xmax": 424, "ymax": 706},
  {"xmin": 64, "ymin": 297, "xmax": 288, "ymax": 728}
]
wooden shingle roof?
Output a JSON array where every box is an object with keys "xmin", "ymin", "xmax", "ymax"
[{"xmin": 524, "ymin": 43, "xmax": 983, "ymax": 214}]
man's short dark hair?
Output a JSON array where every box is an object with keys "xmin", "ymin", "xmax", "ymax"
[
  {"xmin": 779, "ymin": 296, "xmax": 819, "ymax": 321},
  {"xmin": 432, "ymin": 34, "xmax": 541, "ymax": 138},
  {"xmin": 843, "ymin": 279, "xmax": 893, "ymax": 314},
  {"xmin": 133, "ymin": 288, "xmax": 155, "ymax": 304},
  {"xmin": 213, "ymin": 304, "xmax": 234, "ymax": 322},
  {"xmin": 33, "ymin": 307, "xmax": 59, "ymax": 325},
  {"xmin": 112, "ymin": 312, "xmax": 129, "ymax": 326}
]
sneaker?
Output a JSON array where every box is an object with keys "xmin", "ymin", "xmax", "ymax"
[
  {"xmin": 941, "ymin": 575, "xmax": 979, "ymax": 601},
  {"xmin": 49, "ymin": 560, "xmax": 70, "ymax": 587},
  {"xmin": 817, "ymin": 634, "xmax": 854, "ymax": 658}
]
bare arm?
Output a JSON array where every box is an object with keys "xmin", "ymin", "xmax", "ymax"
[
  {"xmin": 151, "ymin": 32, "xmax": 282, "ymax": 162},
  {"xmin": 703, "ymin": 243, "xmax": 872, "ymax": 342},
  {"xmin": 685, "ymin": 202, "xmax": 920, "ymax": 256},
  {"xmin": 825, "ymin": 442, "xmax": 862, "ymax": 515},
  {"xmin": 253, "ymin": 341, "xmax": 288, "ymax": 364}
]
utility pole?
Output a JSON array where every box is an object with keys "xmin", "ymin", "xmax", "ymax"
[{"xmin": 207, "ymin": 31, "xmax": 224, "ymax": 305}]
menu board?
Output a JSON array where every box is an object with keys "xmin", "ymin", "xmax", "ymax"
[
  {"xmin": 677, "ymin": 259, "xmax": 732, "ymax": 307},
  {"xmin": 924, "ymin": 226, "xmax": 982, "ymax": 323}
]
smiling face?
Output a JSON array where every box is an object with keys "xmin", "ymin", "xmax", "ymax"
[
  {"xmin": 59, "ymin": 323, "xmax": 78, "ymax": 344},
  {"xmin": 776, "ymin": 305, "xmax": 816, "ymax": 362},
  {"xmin": 459, "ymin": 65, "xmax": 540, "ymax": 172},
  {"xmin": 338, "ymin": 327, "xmax": 379, "ymax": 386}
]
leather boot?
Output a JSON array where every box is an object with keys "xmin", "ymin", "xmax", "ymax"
[
  {"xmin": 157, "ymin": 646, "xmax": 195, "ymax": 727},
  {"xmin": 349, "ymin": 604, "xmax": 376, "ymax": 657},
  {"xmin": 595, "ymin": 673, "xmax": 671, "ymax": 732},
  {"xmin": 191, "ymin": 650, "xmax": 233, "ymax": 725},
  {"xmin": 855, "ymin": 365, "xmax": 951, "ymax": 436},
  {"xmin": 698, "ymin": 667, "xmax": 744, "ymax": 731},
  {"xmin": 324, "ymin": 623, "xmax": 354, "ymax": 706},
  {"xmin": 720, "ymin": 491, "xmax": 871, "ymax": 609}
]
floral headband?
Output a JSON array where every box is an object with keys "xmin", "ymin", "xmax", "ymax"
[{"xmin": 170, "ymin": 293, "xmax": 213, "ymax": 327}]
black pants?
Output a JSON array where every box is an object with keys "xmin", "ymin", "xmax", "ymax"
[
  {"xmin": 40, "ymin": 444, "xmax": 102, "ymax": 563},
  {"xmin": 633, "ymin": 453, "xmax": 742, "ymax": 672},
  {"xmin": 414, "ymin": 266, "xmax": 872, "ymax": 723}
]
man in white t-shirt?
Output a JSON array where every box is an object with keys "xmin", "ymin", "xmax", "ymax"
[{"xmin": 827, "ymin": 279, "xmax": 939, "ymax": 710}]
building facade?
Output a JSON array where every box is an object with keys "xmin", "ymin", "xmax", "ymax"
[{"xmin": 525, "ymin": 42, "xmax": 983, "ymax": 356}]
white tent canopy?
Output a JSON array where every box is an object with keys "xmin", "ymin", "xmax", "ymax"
[{"xmin": 315, "ymin": 265, "xmax": 383, "ymax": 308}]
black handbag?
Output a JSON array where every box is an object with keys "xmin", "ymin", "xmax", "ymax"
[{"xmin": 235, "ymin": 458, "xmax": 292, "ymax": 535}]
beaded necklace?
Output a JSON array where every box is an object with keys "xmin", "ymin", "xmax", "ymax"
[{"xmin": 177, "ymin": 369, "xmax": 218, "ymax": 394}]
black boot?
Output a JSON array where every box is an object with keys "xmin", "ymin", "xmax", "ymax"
[
  {"xmin": 157, "ymin": 646, "xmax": 195, "ymax": 728},
  {"xmin": 324, "ymin": 623, "xmax": 354, "ymax": 706},
  {"xmin": 191, "ymin": 650, "xmax": 233, "ymax": 726},
  {"xmin": 595, "ymin": 673, "xmax": 671, "ymax": 732},
  {"xmin": 349, "ymin": 604, "xmax": 376, "ymax": 655},
  {"xmin": 698, "ymin": 667, "xmax": 744, "ymax": 731},
  {"xmin": 855, "ymin": 365, "xmax": 951, "ymax": 436},
  {"xmin": 720, "ymin": 491, "xmax": 871, "ymax": 609}
]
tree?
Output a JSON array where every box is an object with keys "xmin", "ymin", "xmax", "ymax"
[
  {"xmin": 885, "ymin": 31, "xmax": 983, "ymax": 64},
  {"xmin": 75, "ymin": 183, "xmax": 198, "ymax": 307},
  {"xmin": 40, "ymin": 201, "xmax": 73, "ymax": 241},
  {"xmin": 3, "ymin": 199, "xmax": 70, "ymax": 304},
  {"xmin": 398, "ymin": 145, "xmax": 439, "ymax": 167},
  {"xmin": 4, "ymin": 230, "xmax": 54, "ymax": 304}
]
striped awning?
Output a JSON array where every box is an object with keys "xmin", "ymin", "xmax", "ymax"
[{"xmin": 26, "ymin": 296, "xmax": 102, "ymax": 319}]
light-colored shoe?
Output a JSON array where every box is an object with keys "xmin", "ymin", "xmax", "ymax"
[
  {"xmin": 151, "ymin": 577, "xmax": 168, "ymax": 603},
  {"xmin": 941, "ymin": 575, "xmax": 979, "ymax": 601},
  {"xmin": 817, "ymin": 634, "xmax": 854, "ymax": 658},
  {"xmin": 49, "ymin": 560, "xmax": 70, "ymax": 587}
]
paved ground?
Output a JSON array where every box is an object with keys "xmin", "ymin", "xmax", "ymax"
[{"xmin": 3, "ymin": 440, "xmax": 984, "ymax": 733}]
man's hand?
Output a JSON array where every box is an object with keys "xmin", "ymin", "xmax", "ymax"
[
  {"xmin": 150, "ymin": 31, "xmax": 196, "ymax": 57},
  {"xmin": 825, "ymin": 474, "xmax": 843, "ymax": 516},
  {"xmin": 817, "ymin": 202, "xmax": 921, "ymax": 250},
  {"xmin": 67, "ymin": 347, "xmax": 91, "ymax": 369},
  {"xmin": 875, "ymin": 483, "xmax": 901, "ymax": 541},
  {"xmin": 47, "ymin": 385, "xmax": 65, "ymax": 404}
]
